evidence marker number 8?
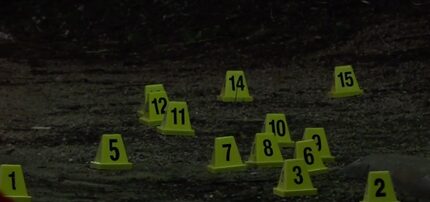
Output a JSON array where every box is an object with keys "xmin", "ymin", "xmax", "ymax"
[{"xmin": 263, "ymin": 139, "xmax": 274, "ymax": 156}]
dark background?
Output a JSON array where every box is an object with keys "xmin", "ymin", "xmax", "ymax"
[
  {"xmin": 1, "ymin": 0, "xmax": 429, "ymax": 61},
  {"xmin": 0, "ymin": 1, "xmax": 429, "ymax": 202}
]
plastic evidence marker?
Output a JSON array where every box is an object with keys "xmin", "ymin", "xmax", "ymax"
[
  {"xmin": 329, "ymin": 65, "xmax": 363, "ymax": 98},
  {"xmin": 207, "ymin": 136, "xmax": 246, "ymax": 173},
  {"xmin": 273, "ymin": 159, "xmax": 317, "ymax": 197},
  {"xmin": 156, "ymin": 101, "xmax": 195, "ymax": 136},
  {"xmin": 139, "ymin": 91, "xmax": 169, "ymax": 126},
  {"xmin": 262, "ymin": 113, "xmax": 294, "ymax": 147},
  {"xmin": 0, "ymin": 164, "xmax": 31, "ymax": 202},
  {"xmin": 294, "ymin": 140, "xmax": 328, "ymax": 175},
  {"xmin": 246, "ymin": 133, "xmax": 284, "ymax": 167},
  {"xmin": 138, "ymin": 84, "xmax": 166, "ymax": 116},
  {"xmin": 90, "ymin": 134, "xmax": 133, "ymax": 170},
  {"xmin": 361, "ymin": 171, "xmax": 399, "ymax": 202},
  {"xmin": 302, "ymin": 128, "xmax": 335, "ymax": 162},
  {"xmin": 218, "ymin": 70, "xmax": 253, "ymax": 102}
]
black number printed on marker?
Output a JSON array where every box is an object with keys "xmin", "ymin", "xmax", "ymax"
[
  {"xmin": 337, "ymin": 71, "xmax": 354, "ymax": 87},
  {"xmin": 293, "ymin": 166, "xmax": 304, "ymax": 184},
  {"xmin": 151, "ymin": 97, "xmax": 167, "ymax": 114},
  {"xmin": 8, "ymin": 171, "xmax": 16, "ymax": 190},
  {"xmin": 229, "ymin": 75, "xmax": 245, "ymax": 91},
  {"xmin": 312, "ymin": 134, "xmax": 322, "ymax": 151},
  {"xmin": 269, "ymin": 120, "xmax": 286, "ymax": 137},
  {"xmin": 109, "ymin": 139, "xmax": 120, "ymax": 161},
  {"xmin": 263, "ymin": 139, "xmax": 274, "ymax": 156},
  {"xmin": 304, "ymin": 147, "xmax": 314, "ymax": 165},
  {"xmin": 171, "ymin": 108, "xmax": 185, "ymax": 125},
  {"xmin": 222, "ymin": 144, "xmax": 232, "ymax": 161},
  {"xmin": 374, "ymin": 178, "xmax": 387, "ymax": 197}
]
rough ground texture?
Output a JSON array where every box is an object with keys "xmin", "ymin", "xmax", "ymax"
[
  {"xmin": 1, "ymin": 2, "xmax": 430, "ymax": 202},
  {"xmin": 340, "ymin": 154, "xmax": 430, "ymax": 200}
]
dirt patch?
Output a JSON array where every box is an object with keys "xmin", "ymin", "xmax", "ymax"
[{"xmin": 0, "ymin": 6, "xmax": 429, "ymax": 202}]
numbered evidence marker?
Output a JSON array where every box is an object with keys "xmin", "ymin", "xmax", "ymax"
[
  {"xmin": 329, "ymin": 65, "xmax": 363, "ymax": 98},
  {"xmin": 138, "ymin": 84, "xmax": 166, "ymax": 116},
  {"xmin": 246, "ymin": 133, "xmax": 284, "ymax": 167},
  {"xmin": 263, "ymin": 113, "xmax": 294, "ymax": 148},
  {"xmin": 138, "ymin": 84, "xmax": 169, "ymax": 126},
  {"xmin": 139, "ymin": 91, "xmax": 169, "ymax": 126},
  {"xmin": 0, "ymin": 164, "xmax": 31, "ymax": 202},
  {"xmin": 217, "ymin": 70, "xmax": 253, "ymax": 102},
  {"xmin": 156, "ymin": 101, "xmax": 195, "ymax": 136},
  {"xmin": 294, "ymin": 140, "xmax": 328, "ymax": 175},
  {"xmin": 361, "ymin": 171, "xmax": 399, "ymax": 202},
  {"xmin": 302, "ymin": 128, "xmax": 335, "ymax": 162},
  {"xmin": 207, "ymin": 136, "xmax": 246, "ymax": 173},
  {"xmin": 90, "ymin": 134, "xmax": 133, "ymax": 170},
  {"xmin": 273, "ymin": 159, "xmax": 317, "ymax": 197}
]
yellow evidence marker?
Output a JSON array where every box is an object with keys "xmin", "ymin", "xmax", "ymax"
[
  {"xmin": 361, "ymin": 171, "xmax": 399, "ymax": 202},
  {"xmin": 329, "ymin": 65, "xmax": 363, "ymax": 98},
  {"xmin": 302, "ymin": 128, "xmax": 335, "ymax": 162},
  {"xmin": 207, "ymin": 136, "xmax": 246, "ymax": 173},
  {"xmin": 139, "ymin": 91, "xmax": 169, "ymax": 126},
  {"xmin": 218, "ymin": 70, "xmax": 253, "ymax": 102},
  {"xmin": 156, "ymin": 101, "xmax": 195, "ymax": 136},
  {"xmin": 0, "ymin": 164, "xmax": 31, "ymax": 202},
  {"xmin": 138, "ymin": 84, "xmax": 166, "ymax": 116},
  {"xmin": 262, "ymin": 113, "xmax": 295, "ymax": 147},
  {"xmin": 246, "ymin": 133, "xmax": 284, "ymax": 167},
  {"xmin": 294, "ymin": 140, "xmax": 328, "ymax": 175},
  {"xmin": 90, "ymin": 134, "xmax": 133, "ymax": 170},
  {"xmin": 273, "ymin": 159, "xmax": 317, "ymax": 197}
]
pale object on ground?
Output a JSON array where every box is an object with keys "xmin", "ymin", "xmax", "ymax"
[{"xmin": 339, "ymin": 154, "xmax": 430, "ymax": 201}]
